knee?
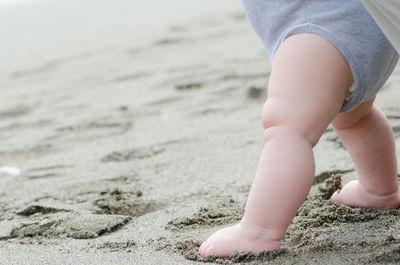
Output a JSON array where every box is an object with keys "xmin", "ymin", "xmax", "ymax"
[
  {"xmin": 261, "ymin": 100, "xmax": 319, "ymax": 147},
  {"xmin": 261, "ymin": 99, "xmax": 278, "ymax": 130},
  {"xmin": 263, "ymin": 125, "xmax": 317, "ymax": 149},
  {"xmin": 263, "ymin": 125, "xmax": 295, "ymax": 142}
]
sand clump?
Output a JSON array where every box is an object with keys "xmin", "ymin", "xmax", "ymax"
[
  {"xmin": 170, "ymin": 174, "xmax": 400, "ymax": 264},
  {"xmin": 290, "ymin": 175, "xmax": 400, "ymax": 231}
]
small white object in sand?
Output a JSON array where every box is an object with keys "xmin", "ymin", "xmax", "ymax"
[{"xmin": 0, "ymin": 166, "xmax": 21, "ymax": 177}]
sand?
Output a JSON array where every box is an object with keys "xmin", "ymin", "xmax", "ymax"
[{"xmin": 1, "ymin": 1, "xmax": 400, "ymax": 264}]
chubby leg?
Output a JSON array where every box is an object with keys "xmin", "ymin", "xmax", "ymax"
[
  {"xmin": 199, "ymin": 33, "xmax": 353, "ymax": 257},
  {"xmin": 330, "ymin": 98, "xmax": 400, "ymax": 209}
]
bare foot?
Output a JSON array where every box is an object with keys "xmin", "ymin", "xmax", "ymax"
[
  {"xmin": 199, "ymin": 223, "xmax": 280, "ymax": 257},
  {"xmin": 330, "ymin": 180, "xmax": 400, "ymax": 209}
]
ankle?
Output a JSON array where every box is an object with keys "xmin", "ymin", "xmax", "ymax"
[
  {"xmin": 240, "ymin": 219, "xmax": 283, "ymax": 242},
  {"xmin": 357, "ymin": 183, "xmax": 400, "ymax": 209},
  {"xmin": 358, "ymin": 182, "xmax": 399, "ymax": 198}
]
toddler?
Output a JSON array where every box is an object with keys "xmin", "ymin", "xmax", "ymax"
[{"xmin": 199, "ymin": 0, "xmax": 400, "ymax": 257}]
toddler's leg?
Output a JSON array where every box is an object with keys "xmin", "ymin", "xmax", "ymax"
[
  {"xmin": 331, "ymin": 99, "xmax": 400, "ymax": 209},
  {"xmin": 199, "ymin": 33, "xmax": 353, "ymax": 257}
]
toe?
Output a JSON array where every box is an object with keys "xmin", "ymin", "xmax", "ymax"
[
  {"xmin": 330, "ymin": 190, "xmax": 342, "ymax": 204},
  {"xmin": 204, "ymin": 243, "xmax": 222, "ymax": 257},
  {"xmin": 205, "ymin": 245, "xmax": 228, "ymax": 258},
  {"xmin": 199, "ymin": 242, "xmax": 209, "ymax": 257},
  {"xmin": 199, "ymin": 242, "xmax": 205, "ymax": 256},
  {"xmin": 204, "ymin": 245, "xmax": 215, "ymax": 257}
]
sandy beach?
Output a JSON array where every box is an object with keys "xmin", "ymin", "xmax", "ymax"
[{"xmin": 1, "ymin": 0, "xmax": 400, "ymax": 264}]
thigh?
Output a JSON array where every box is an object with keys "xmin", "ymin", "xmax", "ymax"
[{"xmin": 262, "ymin": 33, "xmax": 353, "ymax": 146}]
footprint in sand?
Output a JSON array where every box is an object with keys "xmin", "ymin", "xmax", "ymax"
[
  {"xmin": 147, "ymin": 96, "xmax": 183, "ymax": 106},
  {"xmin": 0, "ymin": 105, "xmax": 33, "ymax": 119},
  {"xmin": 94, "ymin": 188, "xmax": 163, "ymax": 218},
  {"xmin": 175, "ymin": 82, "xmax": 203, "ymax": 91},
  {"xmin": 153, "ymin": 38, "xmax": 184, "ymax": 47},
  {"xmin": 10, "ymin": 62, "xmax": 56, "ymax": 79},
  {"xmin": 111, "ymin": 72, "xmax": 151, "ymax": 83},
  {"xmin": 0, "ymin": 210, "xmax": 130, "ymax": 240},
  {"xmin": 0, "ymin": 143, "xmax": 53, "ymax": 160},
  {"xmin": 55, "ymin": 117, "xmax": 132, "ymax": 134},
  {"xmin": 16, "ymin": 204, "xmax": 70, "ymax": 216},
  {"xmin": 10, "ymin": 53, "xmax": 93, "ymax": 80},
  {"xmin": 101, "ymin": 145, "xmax": 165, "ymax": 163},
  {"xmin": 24, "ymin": 164, "xmax": 73, "ymax": 180},
  {"xmin": 62, "ymin": 214, "xmax": 131, "ymax": 239},
  {"xmin": 50, "ymin": 116, "xmax": 133, "ymax": 144}
]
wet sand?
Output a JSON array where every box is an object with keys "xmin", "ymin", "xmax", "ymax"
[{"xmin": 1, "ymin": 1, "xmax": 400, "ymax": 264}]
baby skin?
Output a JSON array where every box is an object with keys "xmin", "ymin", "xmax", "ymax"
[{"xmin": 199, "ymin": 33, "xmax": 400, "ymax": 257}]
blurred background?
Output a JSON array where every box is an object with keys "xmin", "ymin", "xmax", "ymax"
[{"xmin": 0, "ymin": 0, "xmax": 242, "ymax": 74}]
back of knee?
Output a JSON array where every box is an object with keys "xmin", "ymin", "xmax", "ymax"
[{"xmin": 332, "ymin": 97, "xmax": 375, "ymax": 130}]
